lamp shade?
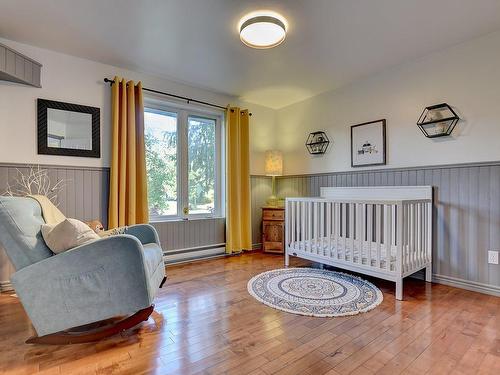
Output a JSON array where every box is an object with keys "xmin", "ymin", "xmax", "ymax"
[{"xmin": 265, "ymin": 150, "xmax": 283, "ymax": 176}]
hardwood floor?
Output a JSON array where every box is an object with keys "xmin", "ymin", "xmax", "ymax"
[{"xmin": 0, "ymin": 251, "xmax": 498, "ymax": 375}]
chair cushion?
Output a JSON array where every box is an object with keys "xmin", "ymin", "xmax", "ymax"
[
  {"xmin": 142, "ymin": 242, "xmax": 164, "ymax": 277},
  {"xmin": 41, "ymin": 218, "xmax": 100, "ymax": 254},
  {"xmin": 0, "ymin": 196, "xmax": 53, "ymax": 270}
]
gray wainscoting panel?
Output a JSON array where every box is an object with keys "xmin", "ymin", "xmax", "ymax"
[
  {"xmin": 0, "ymin": 163, "xmax": 109, "ymax": 225},
  {"xmin": 151, "ymin": 218, "xmax": 225, "ymax": 252},
  {"xmin": 0, "ymin": 162, "xmax": 226, "ymax": 289},
  {"xmin": 275, "ymin": 162, "xmax": 500, "ymax": 291},
  {"xmin": 0, "ymin": 163, "xmax": 110, "ymax": 291}
]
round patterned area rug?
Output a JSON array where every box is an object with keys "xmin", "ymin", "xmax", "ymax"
[{"xmin": 247, "ymin": 268, "xmax": 383, "ymax": 317}]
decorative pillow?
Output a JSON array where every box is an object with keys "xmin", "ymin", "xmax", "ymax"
[{"xmin": 41, "ymin": 218, "xmax": 100, "ymax": 254}]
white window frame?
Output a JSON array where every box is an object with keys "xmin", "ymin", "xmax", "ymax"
[{"xmin": 144, "ymin": 95, "xmax": 225, "ymax": 222}]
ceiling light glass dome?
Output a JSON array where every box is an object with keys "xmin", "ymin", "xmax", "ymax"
[{"xmin": 239, "ymin": 11, "xmax": 287, "ymax": 49}]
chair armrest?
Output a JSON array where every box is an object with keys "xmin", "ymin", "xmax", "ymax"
[
  {"xmin": 13, "ymin": 235, "xmax": 146, "ymax": 280},
  {"xmin": 11, "ymin": 235, "xmax": 153, "ymax": 336},
  {"xmin": 124, "ymin": 224, "xmax": 160, "ymax": 245}
]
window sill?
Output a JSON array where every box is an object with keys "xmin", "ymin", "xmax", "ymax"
[{"xmin": 150, "ymin": 216, "xmax": 225, "ymax": 224}]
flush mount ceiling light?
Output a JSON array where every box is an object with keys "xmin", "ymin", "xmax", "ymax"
[{"xmin": 239, "ymin": 11, "xmax": 287, "ymax": 49}]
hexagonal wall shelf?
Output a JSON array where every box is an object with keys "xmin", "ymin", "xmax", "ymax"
[
  {"xmin": 417, "ymin": 103, "xmax": 459, "ymax": 138},
  {"xmin": 306, "ymin": 131, "xmax": 330, "ymax": 154}
]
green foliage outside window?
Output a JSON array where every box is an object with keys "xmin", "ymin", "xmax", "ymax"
[
  {"xmin": 188, "ymin": 118, "xmax": 215, "ymax": 213},
  {"xmin": 145, "ymin": 131, "xmax": 176, "ymax": 216},
  {"xmin": 144, "ymin": 111, "xmax": 216, "ymax": 217}
]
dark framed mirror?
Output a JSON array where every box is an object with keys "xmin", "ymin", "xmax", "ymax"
[{"xmin": 37, "ymin": 98, "xmax": 100, "ymax": 158}]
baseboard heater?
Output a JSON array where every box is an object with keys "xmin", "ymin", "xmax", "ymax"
[{"xmin": 163, "ymin": 243, "xmax": 226, "ymax": 265}]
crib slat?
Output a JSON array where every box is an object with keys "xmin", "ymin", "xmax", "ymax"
[
  {"xmin": 319, "ymin": 202, "xmax": 324, "ymax": 256},
  {"xmin": 367, "ymin": 204, "xmax": 373, "ymax": 267},
  {"xmin": 412, "ymin": 203, "xmax": 416, "ymax": 271},
  {"xmin": 361, "ymin": 203, "xmax": 366, "ymax": 265},
  {"xmin": 419, "ymin": 202, "xmax": 423, "ymax": 267},
  {"xmin": 421, "ymin": 202, "xmax": 426, "ymax": 267},
  {"xmin": 334, "ymin": 202, "xmax": 339, "ymax": 260},
  {"xmin": 397, "ymin": 203, "xmax": 404, "ymax": 277},
  {"xmin": 413, "ymin": 203, "xmax": 417, "ymax": 271},
  {"xmin": 308, "ymin": 202, "xmax": 313, "ymax": 253},
  {"xmin": 326, "ymin": 202, "xmax": 332, "ymax": 257},
  {"xmin": 424, "ymin": 202, "xmax": 428, "ymax": 264},
  {"xmin": 293, "ymin": 202, "xmax": 302, "ymax": 250},
  {"xmin": 414, "ymin": 203, "xmax": 417, "ymax": 268},
  {"xmin": 417, "ymin": 203, "xmax": 421, "ymax": 267},
  {"xmin": 312, "ymin": 202, "xmax": 316, "ymax": 255},
  {"xmin": 376, "ymin": 204, "xmax": 381, "ymax": 269},
  {"xmin": 301, "ymin": 201, "xmax": 306, "ymax": 252},
  {"xmin": 427, "ymin": 202, "xmax": 432, "ymax": 264},
  {"xmin": 420, "ymin": 203, "xmax": 423, "ymax": 266},
  {"xmin": 392, "ymin": 205, "xmax": 397, "ymax": 248},
  {"xmin": 332, "ymin": 202, "xmax": 336, "ymax": 259},
  {"xmin": 401, "ymin": 203, "xmax": 405, "ymax": 273},
  {"xmin": 354, "ymin": 203, "xmax": 359, "ymax": 265},
  {"xmin": 384, "ymin": 204, "xmax": 392, "ymax": 271},
  {"xmin": 414, "ymin": 203, "xmax": 418, "ymax": 268},
  {"xmin": 402, "ymin": 203, "xmax": 406, "ymax": 273},
  {"xmin": 340, "ymin": 203, "xmax": 347, "ymax": 260},
  {"xmin": 407, "ymin": 203, "xmax": 411, "ymax": 272},
  {"xmin": 415, "ymin": 203, "xmax": 419, "ymax": 269},
  {"xmin": 349, "ymin": 203, "xmax": 354, "ymax": 263},
  {"xmin": 318, "ymin": 202, "xmax": 322, "ymax": 255},
  {"xmin": 410, "ymin": 203, "xmax": 414, "ymax": 272}
]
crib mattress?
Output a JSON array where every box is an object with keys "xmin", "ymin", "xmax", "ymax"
[{"xmin": 290, "ymin": 237, "xmax": 399, "ymax": 271}]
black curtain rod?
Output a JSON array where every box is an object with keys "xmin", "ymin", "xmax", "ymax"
[{"xmin": 103, "ymin": 78, "xmax": 251, "ymax": 115}]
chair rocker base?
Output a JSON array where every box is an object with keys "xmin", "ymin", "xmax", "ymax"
[
  {"xmin": 160, "ymin": 276, "xmax": 167, "ymax": 288},
  {"xmin": 26, "ymin": 304, "xmax": 154, "ymax": 345}
]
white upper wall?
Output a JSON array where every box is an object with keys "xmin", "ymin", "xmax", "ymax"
[
  {"xmin": 3, "ymin": 1, "xmax": 500, "ymax": 109},
  {"xmin": 3, "ymin": 29, "xmax": 500, "ymax": 177},
  {"xmin": 0, "ymin": 38, "xmax": 275, "ymax": 174},
  {"xmin": 275, "ymin": 31, "xmax": 500, "ymax": 175}
]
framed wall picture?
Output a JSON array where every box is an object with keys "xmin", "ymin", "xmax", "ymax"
[
  {"xmin": 351, "ymin": 119, "xmax": 386, "ymax": 167},
  {"xmin": 37, "ymin": 98, "xmax": 100, "ymax": 158}
]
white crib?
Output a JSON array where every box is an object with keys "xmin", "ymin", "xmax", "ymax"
[{"xmin": 285, "ymin": 186, "xmax": 433, "ymax": 300}]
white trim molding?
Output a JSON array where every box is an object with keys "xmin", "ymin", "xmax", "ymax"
[
  {"xmin": 432, "ymin": 274, "xmax": 500, "ymax": 297},
  {"xmin": 320, "ymin": 186, "xmax": 433, "ymax": 201}
]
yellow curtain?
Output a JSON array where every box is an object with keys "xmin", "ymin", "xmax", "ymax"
[
  {"xmin": 108, "ymin": 76, "xmax": 149, "ymax": 229},
  {"xmin": 226, "ymin": 107, "xmax": 251, "ymax": 254}
]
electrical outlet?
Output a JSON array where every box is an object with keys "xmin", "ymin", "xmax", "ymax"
[{"xmin": 488, "ymin": 251, "xmax": 499, "ymax": 265}]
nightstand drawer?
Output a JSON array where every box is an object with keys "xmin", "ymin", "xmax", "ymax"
[{"xmin": 262, "ymin": 209, "xmax": 284, "ymax": 221}]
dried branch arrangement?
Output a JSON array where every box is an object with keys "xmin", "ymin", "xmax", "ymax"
[{"xmin": 4, "ymin": 165, "xmax": 68, "ymax": 204}]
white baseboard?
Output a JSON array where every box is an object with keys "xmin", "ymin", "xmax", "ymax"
[
  {"xmin": 315, "ymin": 263, "xmax": 500, "ymax": 298},
  {"xmin": 431, "ymin": 274, "xmax": 500, "ymax": 297},
  {"xmin": 408, "ymin": 271, "xmax": 500, "ymax": 297},
  {"xmin": 0, "ymin": 280, "xmax": 13, "ymax": 293}
]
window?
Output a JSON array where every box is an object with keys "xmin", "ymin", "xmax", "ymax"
[
  {"xmin": 188, "ymin": 116, "xmax": 216, "ymax": 215},
  {"xmin": 144, "ymin": 99, "xmax": 223, "ymax": 220},
  {"xmin": 144, "ymin": 109, "xmax": 178, "ymax": 217}
]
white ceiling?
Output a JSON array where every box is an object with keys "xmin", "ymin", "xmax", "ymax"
[{"xmin": 2, "ymin": 0, "xmax": 500, "ymax": 109}]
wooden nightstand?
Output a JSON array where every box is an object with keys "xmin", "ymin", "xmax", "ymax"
[{"xmin": 262, "ymin": 206, "xmax": 285, "ymax": 254}]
